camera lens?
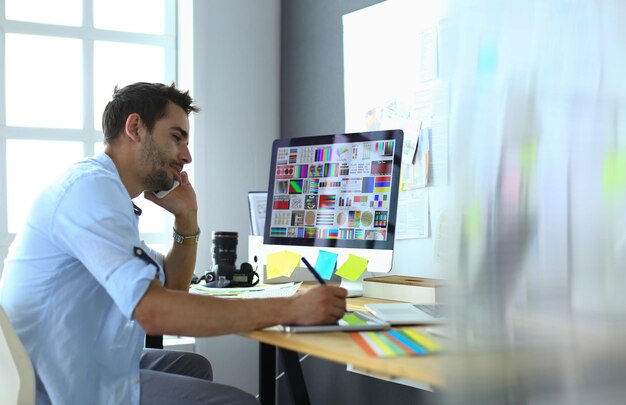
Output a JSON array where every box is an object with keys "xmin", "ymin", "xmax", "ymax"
[{"xmin": 211, "ymin": 231, "xmax": 238, "ymax": 268}]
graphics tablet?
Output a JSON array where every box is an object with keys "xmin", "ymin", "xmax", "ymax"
[{"xmin": 279, "ymin": 311, "xmax": 390, "ymax": 333}]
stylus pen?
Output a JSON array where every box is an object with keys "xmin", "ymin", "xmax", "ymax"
[{"xmin": 301, "ymin": 257, "xmax": 326, "ymax": 285}]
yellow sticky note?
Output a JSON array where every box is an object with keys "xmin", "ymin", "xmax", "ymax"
[
  {"xmin": 335, "ymin": 254, "xmax": 368, "ymax": 281},
  {"xmin": 265, "ymin": 250, "xmax": 302, "ymax": 279}
]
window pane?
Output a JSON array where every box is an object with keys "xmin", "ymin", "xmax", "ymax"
[
  {"xmin": 6, "ymin": 34, "xmax": 83, "ymax": 129},
  {"xmin": 93, "ymin": 41, "xmax": 165, "ymax": 130},
  {"xmin": 5, "ymin": 0, "xmax": 82, "ymax": 26},
  {"xmin": 93, "ymin": 0, "xmax": 165, "ymax": 35},
  {"xmin": 134, "ymin": 194, "xmax": 167, "ymax": 233},
  {"xmin": 7, "ymin": 140, "xmax": 83, "ymax": 233},
  {"xmin": 147, "ymin": 244, "xmax": 166, "ymax": 255}
]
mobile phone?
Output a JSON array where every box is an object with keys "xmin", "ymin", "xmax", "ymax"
[{"xmin": 154, "ymin": 180, "xmax": 180, "ymax": 199}]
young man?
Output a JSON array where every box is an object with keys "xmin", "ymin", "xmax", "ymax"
[{"xmin": 0, "ymin": 82, "xmax": 347, "ymax": 404}]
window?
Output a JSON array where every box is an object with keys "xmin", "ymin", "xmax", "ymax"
[{"xmin": 1, "ymin": 0, "xmax": 178, "ymax": 268}]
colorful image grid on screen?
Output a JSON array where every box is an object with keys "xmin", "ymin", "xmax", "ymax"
[{"xmin": 270, "ymin": 140, "xmax": 396, "ymax": 241}]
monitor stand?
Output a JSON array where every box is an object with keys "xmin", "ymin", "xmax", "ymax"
[{"xmin": 339, "ymin": 275, "xmax": 366, "ymax": 297}]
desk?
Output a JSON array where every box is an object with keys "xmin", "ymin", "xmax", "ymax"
[{"xmin": 241, "ymin": 292, "xmax": 445, "ymax": 404}]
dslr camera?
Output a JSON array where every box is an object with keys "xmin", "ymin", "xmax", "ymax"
[{"xmin": 202, "ymin": 231, "xmax": 259, "ymax": 288}]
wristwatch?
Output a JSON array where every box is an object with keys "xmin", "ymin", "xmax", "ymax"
[{"xmin": 173, "ymin": 228, "xmax": 201, "ymax": 245}]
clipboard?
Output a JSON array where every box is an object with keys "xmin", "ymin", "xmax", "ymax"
[{"xmin": 278, "ymin": 311, "xmax": 390, "ymax": 334}]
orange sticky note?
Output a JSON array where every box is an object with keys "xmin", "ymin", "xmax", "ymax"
[
  {"xmin": 335, "ymin": 254, "xmax": 368, "ymax": 281},
  {"xmin": 265, "ymin": 250, "xmax": 302, "ymax": 279}
]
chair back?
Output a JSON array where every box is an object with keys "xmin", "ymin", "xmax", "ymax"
[{"xmin": 0, "ymin": 305, "xmax": 35, "ymax": 405}]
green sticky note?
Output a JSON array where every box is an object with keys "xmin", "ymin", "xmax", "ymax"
[
  {"xmin": 315, "ymin": 250, "xmax": 338, "ymax": 280},
  {"xmin": 463, "ymin": 201, "xmax": 482, "ymax": 239},
  {"xmin": 266, "ymin": 250, "xmax": 302, "ymax": 279},
  {"xmin": 519, "ymin": 138, "xmax": 538, "ymax": 174},
  {"xmin": 602, "ymin": 150, "xmax": 626, "ymax": 200},
  {"xmin": 342, "ymin": 313, "xmax": 367, "ymax": 326},
  {"xmin": 335, "ymin": 254, "xmax": 368, "ymax": 281}
]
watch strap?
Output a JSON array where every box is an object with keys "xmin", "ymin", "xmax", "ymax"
[{"xmin": 173, "ymin": 228, "xmax": 200, "ymax": 245}]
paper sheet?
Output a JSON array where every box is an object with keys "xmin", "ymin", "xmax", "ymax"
[
  {"xmin": 396, "ymin": 188, "xmax": 429, "ymax": 239},
  {"xmin": 190, "ymin": 282, "xmax": 301, "ymax": 299},
  {"xmin": 247, "ymin": 192, "xmax": 268, "ymax": 236}
]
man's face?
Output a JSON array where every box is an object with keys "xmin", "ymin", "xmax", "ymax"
[{"xmin": 140, "ymin": 102, "xmax": 191, "ymax": 191}]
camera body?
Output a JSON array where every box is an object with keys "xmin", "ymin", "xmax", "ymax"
[
  {"xmin": 205, "ymin": 262, "xmax": 257, "ymax": 287},
  {"xmin": 203, "ymin": 231, "xmax": 258, "ymax": 288}
]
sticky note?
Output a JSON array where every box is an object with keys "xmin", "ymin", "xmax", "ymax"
[
  {"xmin": 477, "ymin": 39, "xmax": 498, "ymax": 76},
  {"xmin": 265, "ymin": 250, "xmax": 302, "ymax": 279},
  {"xmin": 602, "ymin": 150, "xmax": 626, "ymax": 200},
  {"xmin": 335, "ymin": 254, "xmax": 368, "ymax": 281},
  {"xmin": 463, "ymin": 200, "xmax": 482, "ymax": 239},
  {"xmin": 402, "ymin": 329, "xmax": 442, "ymax": 352},
  {"xmin": 519, "ymin": 138, "xmax": 538, "ymax": 174},
  {"xmin": 342, "ymin": 313, "xmax": 367, "ymax": 326},
  {"xmin": 315, "ymin": 250, "xmax": 338, "ymax": 280}
]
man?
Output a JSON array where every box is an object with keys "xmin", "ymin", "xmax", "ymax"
[{"xmin": 0, "ymin": 82, "xmax": 347, "ymax": 404}]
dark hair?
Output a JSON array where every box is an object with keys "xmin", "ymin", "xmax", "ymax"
[{"xmin": 102, "ymin": 82, "xmax": 199, "ymax": 144}]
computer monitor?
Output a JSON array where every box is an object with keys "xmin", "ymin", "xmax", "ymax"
[{"xmin": 262, "ymin": 129, "xmax": 404, "ymax": 295}]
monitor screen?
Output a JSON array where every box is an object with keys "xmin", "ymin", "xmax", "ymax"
[{"xmin": 262, "ymin": 129, "xmax": 403, "ymax": 276}]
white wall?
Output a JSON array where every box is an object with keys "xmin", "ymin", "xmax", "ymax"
[{"xmin": 191, "ymin": 0, "xmax": 280, "ymax": 396}]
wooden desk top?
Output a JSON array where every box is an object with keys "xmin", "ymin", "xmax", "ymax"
[
  {"xmin": 243, "ymin": 283, "xmax": 445, "ymax": 387},
  {"xmin": 246, "ymin": 327, "xmax": 444, "ymax": 387}
]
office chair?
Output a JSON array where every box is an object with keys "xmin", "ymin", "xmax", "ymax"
[{"xmin": 0, "ymin": 305, "xmax": 35, "ymax": 405}]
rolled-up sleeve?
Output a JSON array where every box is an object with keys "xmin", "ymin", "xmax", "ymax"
[{"xmin": 51, "ymin": 171, "xmax": 159, "ymax": 320}]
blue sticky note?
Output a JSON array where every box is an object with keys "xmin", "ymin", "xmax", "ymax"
[{"xmin": 314, "ymin": 250, "xmax": 338, "ymax": 280}]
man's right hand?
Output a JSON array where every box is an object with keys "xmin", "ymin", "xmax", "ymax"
[{"xmin": 286, "ymin": 285, "xmax": 347, "ymax": 326}]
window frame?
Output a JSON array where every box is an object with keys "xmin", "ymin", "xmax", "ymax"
[{"xmin": 0, "ymin": 0, "xmax": 178, "ymax": 264}]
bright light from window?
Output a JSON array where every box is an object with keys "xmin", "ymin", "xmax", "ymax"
[
  {"xmin": 93, "ymin": 41, "xmax": 165, "ymax": 130},
  {"xmin": 5, "ymin": 34, "xmax": 83, "ymax": 129},
  {"xmin": 7, "ymin": 140, "xmax": 84, "ymax": 233},
  {"xmin": 147, "ymin": 244, "xmax": 166, "ymax": 254},
  {"xmin": 5, "ymin": 0, "xmax": 82, "ymax": 26},
  {"xmin": 134, "ymin": 194, "xmax": 168, "ymax": 233},
  {"xmin": 94, "ymin": 142, "xmax": 105, "ymax": 154},
  {"xmin": 93, "ymin": 0, "xmax": 165, "ymax": 35}
]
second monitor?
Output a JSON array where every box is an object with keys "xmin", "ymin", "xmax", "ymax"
[{"xmin": 262, "ymin": 129, "xmax": 404, "ymax": 293}]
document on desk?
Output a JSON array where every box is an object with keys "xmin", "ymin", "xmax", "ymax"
[
  {"xmin": 277, "ymin": 311, "xmax": 390, "ymax": 333},
  {"xmin": 190, "ymin": 282, "xmax": 302, "ymax": 298}
]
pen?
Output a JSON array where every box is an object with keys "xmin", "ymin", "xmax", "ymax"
[{"xmin": 301, "ymin": 257, "xmax": 326, "ymax": 285}]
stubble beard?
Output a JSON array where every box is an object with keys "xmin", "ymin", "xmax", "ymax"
[{"xmin": 142, "ymin": 133, "xmax": 176, "ymax": 192}]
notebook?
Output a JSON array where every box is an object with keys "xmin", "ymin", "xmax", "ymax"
[
  {"xmin": 364, "ymin": 303, "xmax": 447, "ymax": 325},
  {"xmin": 278, "ymin": 311, "xmax": 390, "ymax": 333}
]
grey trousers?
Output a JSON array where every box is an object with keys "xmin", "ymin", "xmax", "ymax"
[{"xmin": 140, "ymin": 348, "xmax": 258, "ymax": 405}]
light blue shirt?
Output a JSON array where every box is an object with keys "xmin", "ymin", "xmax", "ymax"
[{"xmin": 0, "ymin": 153, "xmax": 165, "ymax": 405}]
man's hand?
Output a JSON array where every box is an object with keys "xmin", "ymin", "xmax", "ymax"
[
  {"xmin": 144, "ymin": 171, "xmax": 198, "ymax": 218},
  {"xmin": 144, "ymin": 171, "xmax": 198, "ymax": 238},
  {"xmin": 286, "ymin": 285, "xmax": 347, "ymax": 325},
  {"xmin": 144, "ymin": 171, "xmax": 199, "ymax": 290}
]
